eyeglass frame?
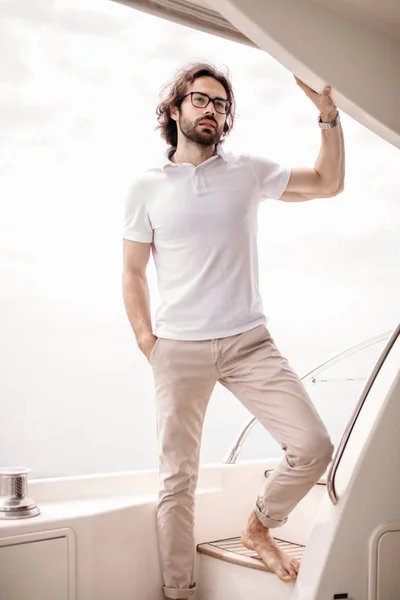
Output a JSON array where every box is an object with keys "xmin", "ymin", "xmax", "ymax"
[{"xmin": 181, "ymin": 91, "xmax": 231, "ymax": 115}]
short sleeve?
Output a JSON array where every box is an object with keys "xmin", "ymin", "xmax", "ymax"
[
  {"xmin": 122, "ymin": 180, "xmax": 153, "ymax": 243},
  {"xmin": 246, "ymin": 155, "xmax": 291, "ymax": 201}
]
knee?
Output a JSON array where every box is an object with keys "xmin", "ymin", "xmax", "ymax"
[
  {"xmin": 289, "ymin": 431, "xmax": 334, "ymax": 468},
  {"xmin": 317, "ymin": 434, "xmax": 335, "ymax": 466}
]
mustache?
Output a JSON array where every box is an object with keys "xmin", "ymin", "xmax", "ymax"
[{"xmin": 196, "ymin": 117, "xmax": 218, "ymax": 126}]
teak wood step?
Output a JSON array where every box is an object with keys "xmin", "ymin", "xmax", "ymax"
[{"xmin": 197, "ymin": 536, "xmax": 305, "ymax": 573}]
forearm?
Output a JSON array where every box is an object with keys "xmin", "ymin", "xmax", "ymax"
[
  {"xmin": 314, "ymin": 112, "xmax": 345, "ymax": 193},
  {"xmin": 122, "ymin": 271, "xmax": 153, "ymax": 343}
]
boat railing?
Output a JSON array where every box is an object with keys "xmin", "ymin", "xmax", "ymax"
[
  {"xmin": 326, "ymin": 323, "xmax": 399, "ymax": 504},
  {"xmin": 222, "ymin": 327, "xmax": 397, "ymax": 505}
]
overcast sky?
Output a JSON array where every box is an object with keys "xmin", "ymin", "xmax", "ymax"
[{"xmin": 1, "ymin": 0, "xmax": 399, "ymax": 358}]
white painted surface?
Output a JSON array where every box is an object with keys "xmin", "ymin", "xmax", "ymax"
[
  {"xmin": 0, "ymin": 534, "xmax": 71, "ymax": 600},
  {"xmin": 377, "ymin": 531, "xmax": 400, "ymax": 600},
  {"xmin": 197, "ymin": 553, "xmax": 294, "ymax": 600}
]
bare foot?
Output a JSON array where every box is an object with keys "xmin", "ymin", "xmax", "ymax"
[{"xmin": 241, "ymin": 511, "xmax": 300, "ymax": 583}]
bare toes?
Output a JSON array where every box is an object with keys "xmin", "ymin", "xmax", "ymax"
[
  {"xmin": 288, "ymin": 565, "xmax": 297, "ymax": 579},
  {"xmin": 286, "ymin": 563, "xmax": 297, "ymax": 579},
  {"xmin": 291, "ymin": 559, "xmax": 300, "ymax": 574},
  {"xmin": 277, "ymin": 568, "xmax": 293, "ymax": 583}
]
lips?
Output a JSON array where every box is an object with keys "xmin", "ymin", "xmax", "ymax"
[{"xmin": 199, "ymin": 120, "xmax": 216, "ymax": 128}]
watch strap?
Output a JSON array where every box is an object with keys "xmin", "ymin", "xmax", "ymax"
[{"xmin": 318, "ymin": 110, "xmax": 340, "ymax": 129}]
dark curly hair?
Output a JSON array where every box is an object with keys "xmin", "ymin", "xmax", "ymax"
[{"xmin": 156, "ymin": 62, "xmax": 236, "ymax": 147}]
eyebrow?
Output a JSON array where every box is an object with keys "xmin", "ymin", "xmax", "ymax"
[{"xmin": 192, "ymin": 91, "xmax": 229, "ymax": 101}]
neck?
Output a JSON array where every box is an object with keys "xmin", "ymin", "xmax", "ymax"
[{"xmin": 171, "ymin": 139, "xmax": 216, "ymax": 167}]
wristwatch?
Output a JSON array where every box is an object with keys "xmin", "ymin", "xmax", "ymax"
[{"xmin": 318, "ymin": 110, "xmax": 340, "ymax": 129}]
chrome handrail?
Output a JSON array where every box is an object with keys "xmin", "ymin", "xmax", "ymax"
[
  {"xmin": 327, "ymin": 323, "xmax": 399, "ymax": 505},
  {"xmin": 222, "ymin": 330, "xmax": 392, "ymax": 465}
]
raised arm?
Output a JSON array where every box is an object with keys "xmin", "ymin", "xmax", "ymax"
[
  {"xmin": 122, "ymin": 239, "xmax": 156, "ymax": 360},
  {"xmin": 280, "ymin": 79, "xmax": 345, "ymax": 202}
]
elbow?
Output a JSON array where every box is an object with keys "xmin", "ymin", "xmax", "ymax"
[
  {"xmin": 336, "ymin": 179, "xmax": 345, "ymax": 195},
  {"xmin": 336, "ymin": 171, "xmax": 345, "ymax": 194},
  {"xmin": 326, "ymin": 180, "xmax": 344, "ymax": 197}
]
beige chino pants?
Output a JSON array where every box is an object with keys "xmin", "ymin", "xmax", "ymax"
[{"xmin": 150, "ymin": 325, "xmax": 334, "ymax": 599}]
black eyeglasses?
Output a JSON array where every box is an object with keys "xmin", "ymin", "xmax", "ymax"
[{"xmin": 182, "ymin": 92, "xmax": 231, "ymax": 115}]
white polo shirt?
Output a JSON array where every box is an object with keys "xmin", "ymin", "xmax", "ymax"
[{"xmin": 123, "ymin": 145, "xmax": 291, "ymax": 340}]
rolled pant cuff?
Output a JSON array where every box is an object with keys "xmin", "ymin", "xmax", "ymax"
[
  {"xmin": 254, "ymin": 504, "xmax": 288, "ymax": 529},
  {"xmin": 163, "ymin": 583, "xmax": 196, "ymax": 599}
]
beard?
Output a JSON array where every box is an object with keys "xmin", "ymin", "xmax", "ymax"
[{"xmin": 178, "ymin": 114, "xmax": 222, "ymax": 146}]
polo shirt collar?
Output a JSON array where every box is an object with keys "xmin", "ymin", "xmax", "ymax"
[{"xmin": 161, "ymin": 145, "xmax": 228, "ymax": 169}]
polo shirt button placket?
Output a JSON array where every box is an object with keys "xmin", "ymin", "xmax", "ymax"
[{"xmin": 193, "ymin": 169, "xmax": 207, "ymax": 195}]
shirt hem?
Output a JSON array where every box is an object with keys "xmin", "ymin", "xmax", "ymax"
[
  {"xmin": 122, "ymin": 233, "xmax": 153, "ymax": 243},
  {"xmin": 154, "ymin": 317, "xmax": 268, "ymax": 341},
  {"xmin": 276, "ymin": 167, "xmax": 292, "ymax": 200}
]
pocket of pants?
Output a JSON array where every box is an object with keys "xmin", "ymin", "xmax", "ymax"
[
  {"xmin": 149, "ymin": 337, "xmax": 161, "ymax": 365},
  {"xmin": 255, "ymin": 324, "xmax": 274, "ymax": 345},
  {"xmin": 261, "ymin": 325, "xmax": 273, "ymax": 341}
]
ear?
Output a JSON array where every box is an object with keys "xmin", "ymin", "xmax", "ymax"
[{"xmin": 170, "ymin": 105, "xmax": 179, "ymax": 121}]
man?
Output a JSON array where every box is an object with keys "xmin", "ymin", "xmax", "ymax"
[{"xmin": 122, "ymin": 62, "xmax": 344, "ymax": 600}]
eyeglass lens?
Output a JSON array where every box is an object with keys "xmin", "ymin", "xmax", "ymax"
[{"xmin": 191, "ymin": 92, "xmax": 229, "ymax": 114}]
